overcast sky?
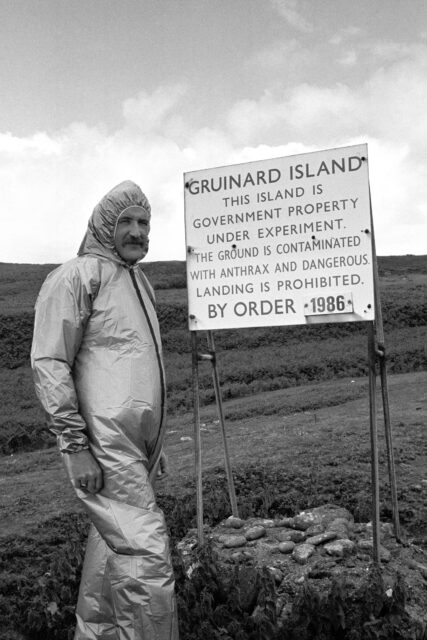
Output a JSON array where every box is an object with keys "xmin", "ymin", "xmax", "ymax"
[{"xmin": 1, "ymin": 0, "xmax": 426, "ymax": 263}]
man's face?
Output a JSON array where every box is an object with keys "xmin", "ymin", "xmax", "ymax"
[{"xmin": 114, "ymin": 206, "xmax": 150, "ymax": 264}]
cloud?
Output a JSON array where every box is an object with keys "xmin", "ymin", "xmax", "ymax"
[
  {"xmin": 270, "ymin": 0, "xmax": 313, "ymax": 33},
  {"xmin": 122, "ymin": 84, "xmax": 187, "ymax": 134},
  {"xmin": 329, "ymin": 27, "xmax": 364, "ymax": 46},
  {"xmin": 2, "ymin": 41, "xmax": 427, "ymax": 265},
  {"xmin": 337, "ymin": 50, "xmax": 358, "ymax": 66}
]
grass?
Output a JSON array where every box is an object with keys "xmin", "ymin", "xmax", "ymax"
[
  {"xmin": 0, "ymin": 257, "xmax": 426, "ymax": 638},
  {"xmin": 0, "ymin": 370, "xmax": 426, "ymax": 639}
]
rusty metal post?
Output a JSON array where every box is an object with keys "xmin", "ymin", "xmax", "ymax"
[
  {"xmin": 368, "ymin": 321, "xmax": 381, "ymax": 564},
  {"xmin": 370, "ymin": 202, "xmax": 402, "ymax": 541},
  {"xmin": 206, "ymin": 331, "xmax": 239, "ymax": 518},
  {"xmin": 191, "ymin": 331, "xmax": 204, "ymax": 545}
]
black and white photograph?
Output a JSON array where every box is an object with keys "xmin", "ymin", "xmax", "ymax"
[{"xmin": 1, "ymin": 1, "xmax": 426, "ymax": 639}]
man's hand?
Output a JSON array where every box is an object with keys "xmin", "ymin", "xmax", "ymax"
[
  {"xmin": 63, "ymin": 449, "xmax": 103, "ymax": 494},
  {"xmin": 156, "ymin": 450, "xmax": 169, "ymax": 481}
]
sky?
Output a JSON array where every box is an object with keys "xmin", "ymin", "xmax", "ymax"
[{"xmin": 1, "ymin": 0, "xmax": 426, "ymax": 263}]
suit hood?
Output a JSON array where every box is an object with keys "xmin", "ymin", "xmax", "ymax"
[{"xmin": 78, "ymin": 180, "xmax": 151, "ymax": 264}]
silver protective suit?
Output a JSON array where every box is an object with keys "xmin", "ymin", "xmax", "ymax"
[{"xmin": 31, "ymin": 181, "xmax": 179, "ymax": 640}]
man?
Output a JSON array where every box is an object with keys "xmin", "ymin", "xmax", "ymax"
[{"xmin": 31, "ymin": 181, "xmax": 179, "ymax": 640}]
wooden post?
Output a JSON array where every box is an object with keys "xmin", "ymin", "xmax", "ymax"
[
  {"xmin": 368, "ymin": 321, "xmax": 381, "ymax": 564},
  {"xmin": 191, "ymin": 331, "xmax": 204, "ymax": 545},
  {"xmin": 206, "ymin": 331, "xmax": 239, "ymax": 518}
]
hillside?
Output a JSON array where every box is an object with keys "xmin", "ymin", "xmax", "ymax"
[
  {"xmin": 0, "ymin": 256, "xmax": 426, "ymax": 639},
  {"xmin": 1, "ymin": 256, "xmax": 426, "ymax": 455},
  {"xmin": 1, "ymin": 254, "xmax": 427, "ymax": 314}
]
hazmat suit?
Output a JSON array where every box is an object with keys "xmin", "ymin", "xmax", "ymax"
[{"xmin": 31, "ymin": 181, "xmax": 179, "ymax": 640}]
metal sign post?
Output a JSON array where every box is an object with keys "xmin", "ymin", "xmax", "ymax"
[
  {"xmin": 191, "ymin": 330, "xmax": 240, "ymax": 544},
  {"xmin": 191, "ymin": 331, "xmax": 204, "ymax": 545},
  {"xmin": 206, "ymin": 331, "xmax": 239, "ymax": 518},
  {"xmin": 368, "ymin": 321, "xmax": 381, "ymax": 564},
  {"xmin": 370, "ymin": 208, "xmax": 402, "ymax": 542},
  {"xmin": 183, "ymin": 144, "xmax": 400, "ymax": 559}
]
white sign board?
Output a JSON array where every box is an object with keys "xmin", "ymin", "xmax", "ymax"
[{"xmin": 184, "ymin": 144, "xmax": 375, "ymax": 331}]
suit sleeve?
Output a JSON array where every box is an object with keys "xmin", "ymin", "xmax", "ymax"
[{"xmin": 31, "ymin": 266, "xmax": 93, "ymax": 453}]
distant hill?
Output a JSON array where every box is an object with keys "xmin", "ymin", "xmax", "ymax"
[{"xmin": 0, "ymin": 255, "xmax": 426, "ymax": 316}]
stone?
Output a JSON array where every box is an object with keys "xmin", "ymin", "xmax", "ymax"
[
  {"xmin": 405, "ymin": 559, "xmax": 427, "ymax": 579},
  {"xmin": 292, "ymin": 505, "xmax": 353, "ymax": 531},
  {"xmin": 366, "ymin": 521, "xmax": 395, "ymax": 536},
  {"xmin": 330, "ymin": 517, "xmax": 352, "ymax": 530},
  {"xmin": 292, "ymin": 543, "xmax": 316, "ymax": 564},
  {"xmin": 255, "ymin": 519, "xmax": 276, "ymax": 528},
  {"xmin": 245, "ymin": 525, "xmax": 266, "ymax": 541},
  {"xmin": 223, "ymin": 516, "xmax": 245, "ymax": 529},
  {"xmin": 357, "ymin": 540, "xmax": 391, "ymax": 562},
  {"xmin": 277, "ymin": 529, "xmax": 306, "ymax": 543},
  {"xmin": 328, "ymin": 518, "xmax": 352, "ymax": 540},
  {"xmin": 278, "ymin": 541, "xmax": 295, "ymax": 554},
  {"xmin": 222, "ymin": 535, "xmax": 247, "ymax": 548},
  {"xmin": 305, "ymin": 524, "xmax": 325, "ymax": 536},
  {"xmin": 311, "ymin": 505, "xmax": 354, "ymax": 525},
  {"xmin": 276, "ymin": 516, "xmax": 295, "ymax": 528},
  {"xmin": 267, "ymin": 567, "xmax": 283, "ymax": 584},
  {"xmin": 292, "ymin": 512, "xmax": 320, "ymax": 530},
  {"xmin": 324, "ymin": 539, "xmax": 355, "ymax": 558},
  {"xmin": 230, "ymin": 551, "xmax": 244, "ymax": 562},
  {"xmin": 305, "ymin": 531, "xmax": 337, "ymax": 546}
]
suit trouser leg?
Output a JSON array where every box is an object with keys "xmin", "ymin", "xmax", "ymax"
[{"xmin": 74, "ymin": 522, "xmax": 179, "ymax": 640}]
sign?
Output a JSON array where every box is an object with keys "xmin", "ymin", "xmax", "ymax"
[{"xmin": 184, "ymin": 144, "xmax": 375, "ymax": 331}]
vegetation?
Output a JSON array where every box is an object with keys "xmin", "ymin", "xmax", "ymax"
[
  {"xmin": 1, "ymin": 459, "xmax": 426, "ymax": 639},
  {"xmin": 0, "ymin": 256, "xmax": 426, "ymax": 638}
]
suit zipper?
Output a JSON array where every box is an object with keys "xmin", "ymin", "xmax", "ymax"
[{"xmin": 129, "ymin": 268, "xmax": 166, "ymax": 465}]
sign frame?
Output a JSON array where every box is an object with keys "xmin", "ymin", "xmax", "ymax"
[
  {"xmin": 184, "ymin": 144, "xmax": 375, "ymax": 332},
  {"xmin": 184, "ymin": 145, "xmax": 401, "ymax": 560}
]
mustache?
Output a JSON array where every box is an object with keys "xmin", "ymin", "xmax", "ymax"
[{"xmin": 124, "ymin": 239, "xmax": 148, "ymax": 246}]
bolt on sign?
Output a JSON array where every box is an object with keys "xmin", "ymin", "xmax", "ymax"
[{"xmin": 184, "ymin": 143, "xmax": 375, "ymax": 331}]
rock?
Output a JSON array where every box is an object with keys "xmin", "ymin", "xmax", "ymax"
[
  {"xmin": 255, "ymin": 519, "xmax": 276, "ymax": 528},
  {"xmin": 267, "ymin": 567, "xmax": 283, "ymax": 584},
  {"xmin": 365, "ymin": 521, "xmax": 395, "ymax": 537},
  {"xmin": 230, "ymin": 551, "xmax": 244, "ymax": 562},
  {"xmin": 353, "ymin": 523, "xmax": 366, "ymax": 534},
  {"xmin": 357, "ymin": 540, "xmax": 391, "ymax": 562},
  {"xmin": 223, "ymin": 516, "xmax": 245, "ymax": 529},
  {"xmin": 277, "ymin": 529, "xmax": 306, "ymax": 543},
  {"xmin": 324, "ymin": 539, "xmax": 355, "ymax": 557},
  {"xmin": 292, "ymin": 543, "xmax": 316, "ymax": 564},
  {"xmin": 292, "ymin": 513, "xmax": 320, "ymax": 530},
  {"xmin": 305, "ymin": 531, "xmax": 337, "ymax": 546},
  {"xmin": 305, "ymin": 524, "xmax": 325, "ymax": 536},
  {"xmin": 222, "ymin": 535, "xmax": 247, "ymax": 548},
  {"xmin": 293, "ymin": 505, "xmax": 353, "ymax": 532},
  {"xmin": 245, "ymin": 525, "xmax": 266, "ymax": 541},
  {"xmin": 405, "ymin": 559, "xmax": 427, "ymax": 579},
  {"xmin": 328, "ymin": 519, "xmax": 350, "ymax": 540},
  {"xmin": 330, "ymin": 517, "xmax": 352, "ymax": 529},
  {"xmin": 276, "ymin": 516, "xmax": 295, "ymax": 528},
  {"xmin": 278, "ymin": 541, "xmax": 295, "ymax": 554}
]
